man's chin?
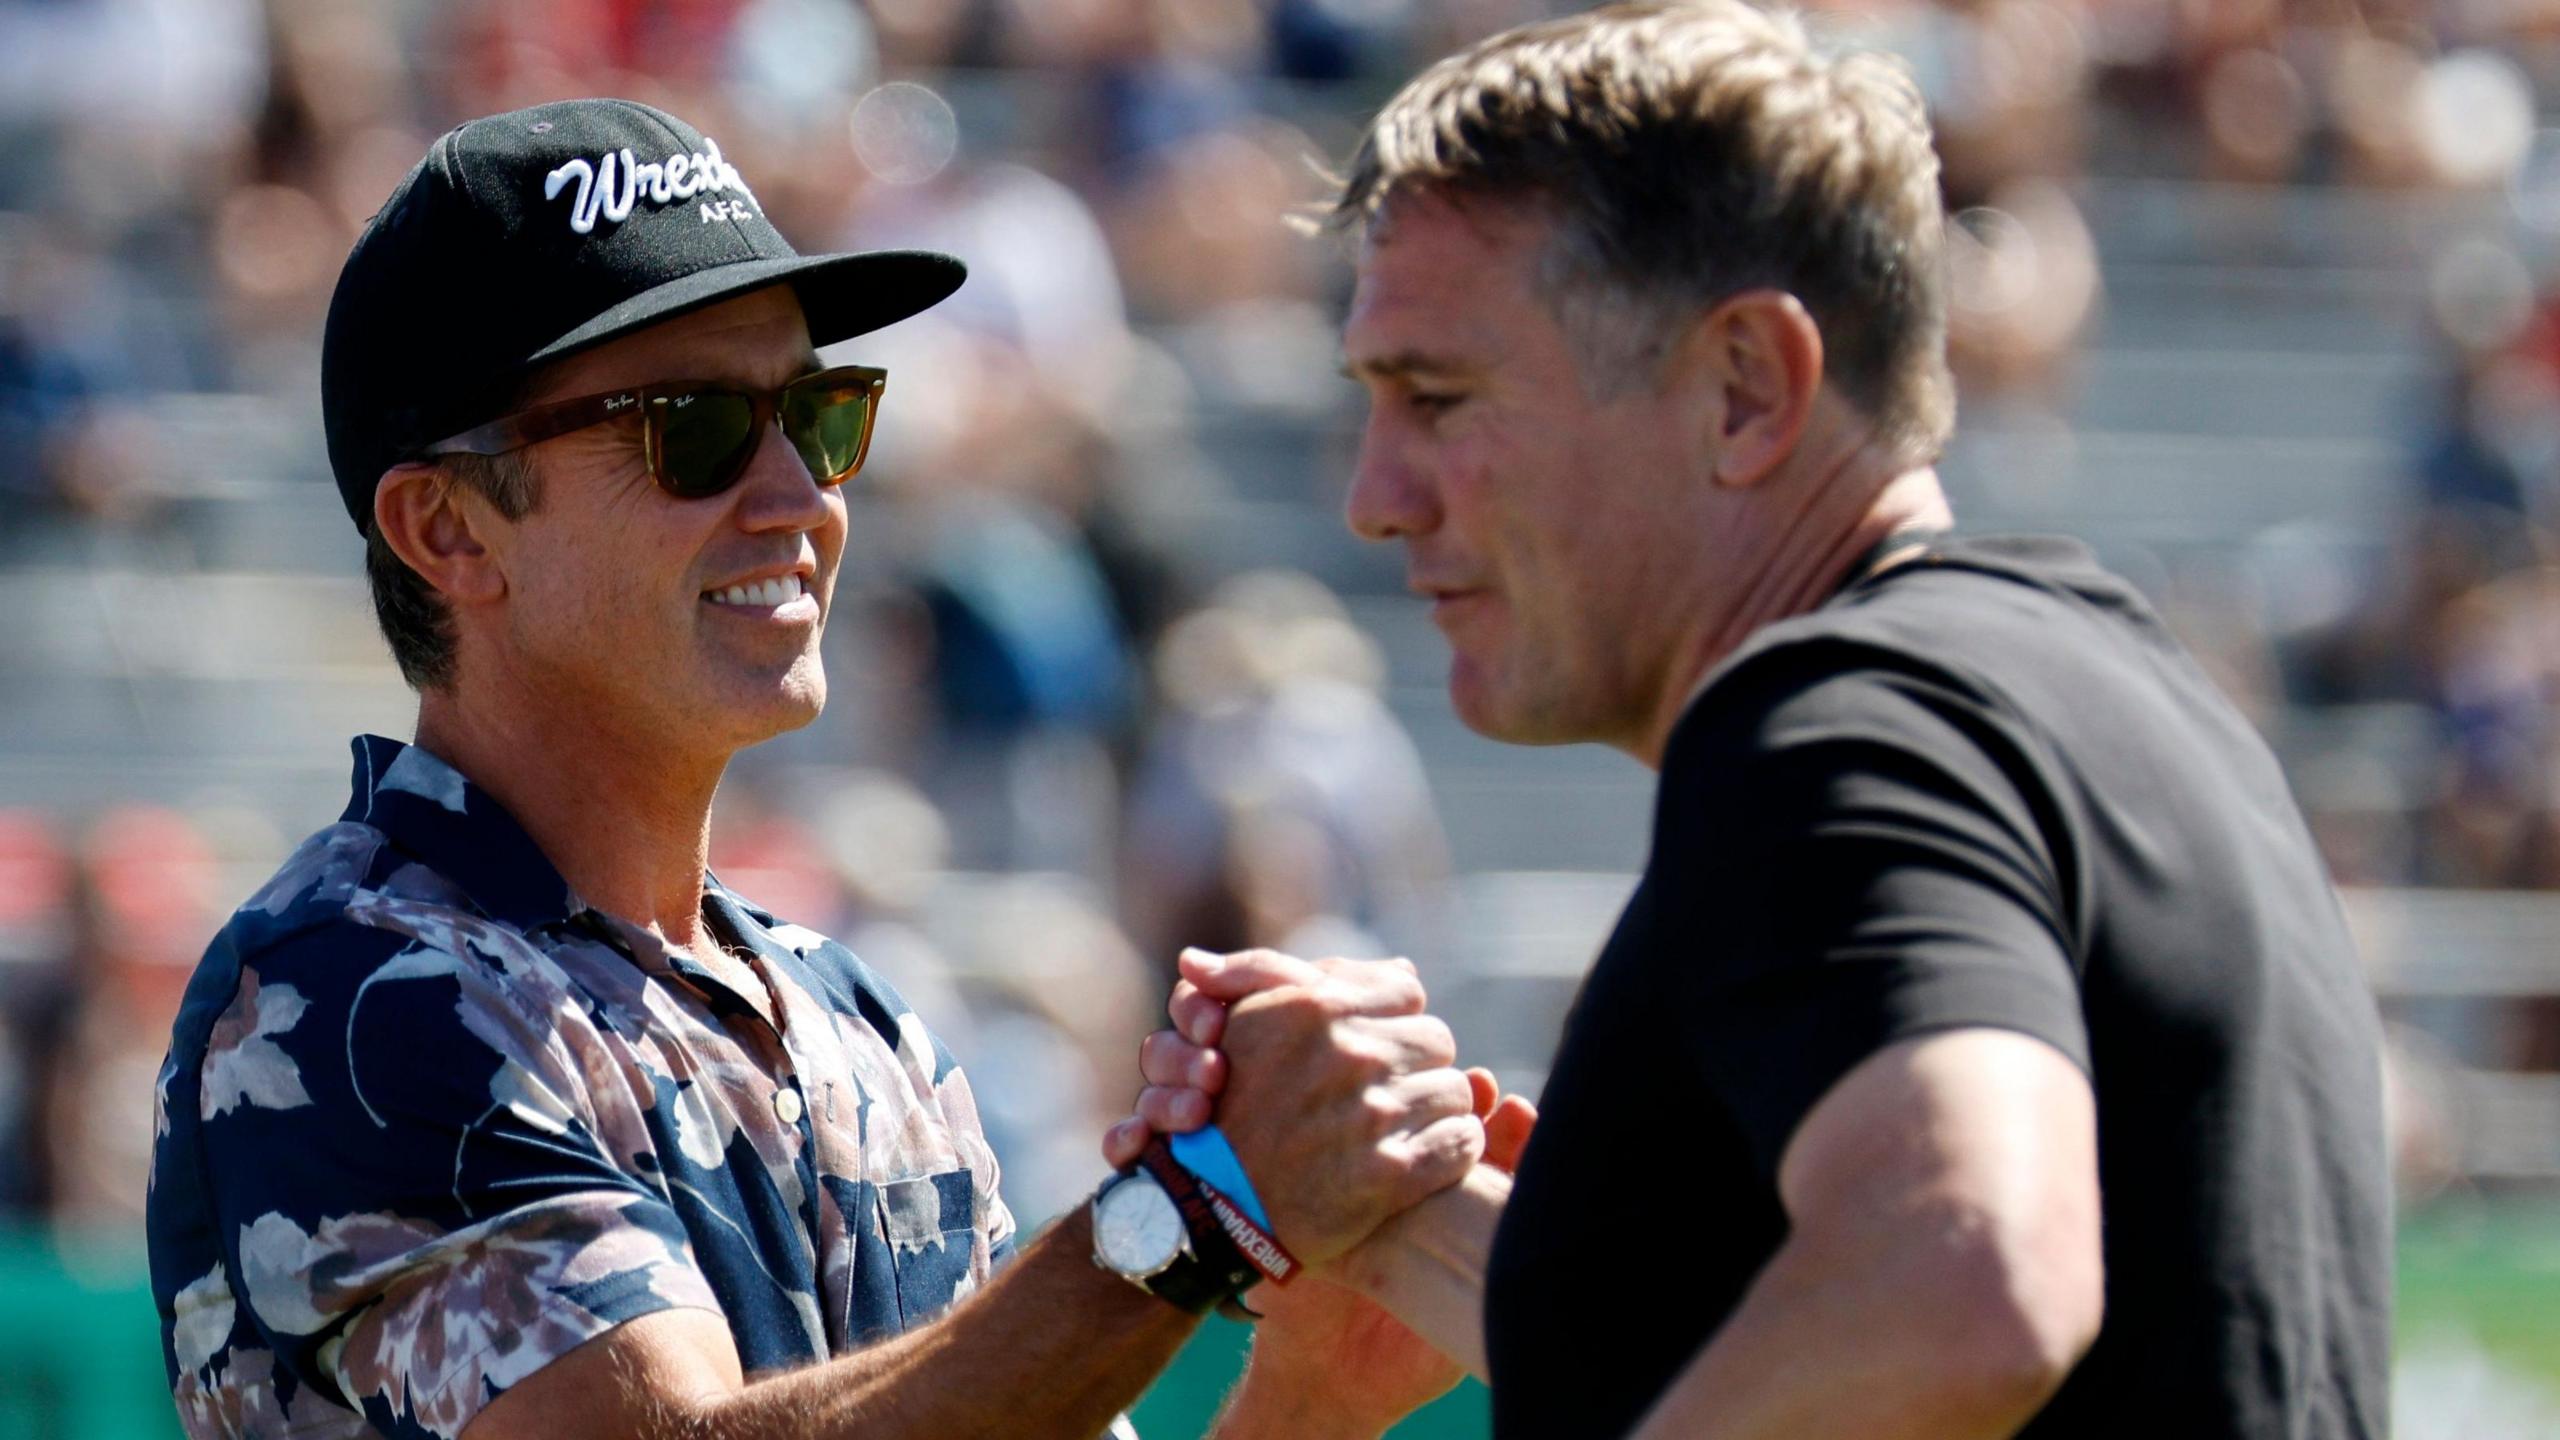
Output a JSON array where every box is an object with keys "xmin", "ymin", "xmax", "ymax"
[
  {"xmin": 710, "ymin": 661, "xmax": 827, "ymax": 747},
  {"xmin": 761, "ymin": 693, "xmax": 825, "ymax": 736},
  {"xmin": 1450, "ymin": 666, "xmax": 1532, "ymax": 745},
  {"xmin": 766, "ymin": 668, "xmax": 828, "ymax": 734},
  {"xmin": 1449, "ymin": 661, "xmax": 1590, "ymax": 748}
]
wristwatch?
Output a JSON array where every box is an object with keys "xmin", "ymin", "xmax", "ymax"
[{"xmin": 1090, "ymin": 1155, "xmax": 1259, "ymax": 1314}]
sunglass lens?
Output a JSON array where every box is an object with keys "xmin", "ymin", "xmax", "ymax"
[
  {"xmin": 781, "ymin": 380, "xmax": 874, "ymax": 485},
  {"xmin": 654, "ymin": 391, "xmax": 760, "ymax": 498}
]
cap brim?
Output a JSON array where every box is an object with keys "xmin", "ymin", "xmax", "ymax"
[{"xmin": 526, "ymin": 248, "xmax": 965, "ymax": 368}]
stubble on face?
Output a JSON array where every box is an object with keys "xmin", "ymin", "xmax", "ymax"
[
  {"xmin": 482, "ymin": 288, "xmax": 847, "ymax": 759},
  {"xmin": 1345, "ymin": 192, "xmax": 1704, "ymax": 754}
]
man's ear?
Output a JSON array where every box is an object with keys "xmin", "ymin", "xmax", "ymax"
[
  {"xmin": 1685, "ymin": 289, "xmax": 1824, "ymax": 490},
  {"xmin": 373, "ymin": 462, "xmax": 507, "ymax": 605}
]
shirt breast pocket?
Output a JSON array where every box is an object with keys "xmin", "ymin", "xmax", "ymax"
[{"xmin": 878, "ymin": 1169, "xmax": 979, "ymax": 1325}]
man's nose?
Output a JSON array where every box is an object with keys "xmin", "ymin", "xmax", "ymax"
[
  {"xmin": 1345, "ymin": 417, "xmax": 1440, "ymax": 544},
  {"xmin": 732, "ymin": 417, "xmax": 834, "ymax": 534}
]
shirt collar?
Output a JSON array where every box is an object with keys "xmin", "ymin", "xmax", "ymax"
[
  {"xmin": 340, "ymin": 734, "xmax": 584, "ymax": 931},
  {"xmin": 338, "ymin": 736, "xmax": 816, "ymax": 1016}
]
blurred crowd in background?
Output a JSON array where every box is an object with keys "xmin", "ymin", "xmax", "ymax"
[{"xmin": 10, "ymin": 0, "xmax": 2560, "ymax": 1381}]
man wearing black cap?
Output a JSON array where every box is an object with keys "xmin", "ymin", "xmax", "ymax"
[{"xmin": 143, "ymin": 100, "xmax": 1484, "ymax": 1440}]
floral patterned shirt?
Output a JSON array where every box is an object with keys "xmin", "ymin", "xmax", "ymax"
[{"xmin": 145, "ymin": 736, "xmax": 1016, "ymax": 1439}]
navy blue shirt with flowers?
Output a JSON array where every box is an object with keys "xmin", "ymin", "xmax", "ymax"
[{"xmin": 146, "ymin": 736, "xmax": 1017, "ymax": 1440}]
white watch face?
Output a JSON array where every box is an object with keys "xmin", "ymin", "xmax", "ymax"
[{"xmin": 1094, "ymin": 1174, "xmax": 1186, "ymax": 1277}]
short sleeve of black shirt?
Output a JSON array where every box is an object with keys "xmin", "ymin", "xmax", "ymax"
[{"xmin": 1657, "ymin": 637, "xmax": 2088, "ymax": 1183}]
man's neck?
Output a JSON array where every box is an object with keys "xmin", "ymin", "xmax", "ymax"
[
  {"xmin": 1630, "ymin": 445, "xmax": 1953, "ymax": 771},
  {"xmin": 412, "ymin": 682, "xmax": 727, "ymax": 953}
]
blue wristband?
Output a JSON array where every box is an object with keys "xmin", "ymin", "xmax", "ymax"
[{"xmin": 1168, "ymin": 1126, "xmax": 1273, "ymax": 1232}]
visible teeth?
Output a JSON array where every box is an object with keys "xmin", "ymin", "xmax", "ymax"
[{"xmin": 709, "ymin": 575, "xmax": 804, "ymax": 607}]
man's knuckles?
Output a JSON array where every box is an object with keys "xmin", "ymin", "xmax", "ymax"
[
  {"xmin": 1177, "ymin": 953, "xmax": 1319, "ymax": 1008},
  {"xmin": 1217, "ymin": 1006, "xmax": 1464, "ymax": 1122},
  {"xmin": 1361, "ymin": 1084, "xmax": 1420, "ymax": 1139},
  {"xmin": 1384, "ymin": 1013, "xmax": 1458, "ymax": 1068},
  {"xmin": 1394, "ymin": 1115, "xmax": 1489, "ymax": 1197},
  {"xmin": 1356, "ymin": 1066, "xmax": 1475, "ymax": 1137},
  {"xmin": 1312, "ymin": 962, "xmax": 1428, "ymax": 1017},
  {"xmin": 1223, "ymin": 984, "xmax": 1338, "ymax": 1053},
  {"xmin": 1209, "ymin": 969, "xmax": 1436, "ymax": 1060}
]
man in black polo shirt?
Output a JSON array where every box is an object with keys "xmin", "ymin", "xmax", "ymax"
[{"xmin": 1124, "ymin": 3, "xmax": 2392, "ymax": 1435}]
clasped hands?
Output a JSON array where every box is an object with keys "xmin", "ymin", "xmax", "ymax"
[{"xmin": 1099, "ymin": 946, "xmax": 1535, "ymax": 1426}]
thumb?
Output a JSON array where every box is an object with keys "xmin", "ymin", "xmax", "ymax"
[
  {"xmin": 1178, "ymin": 946, "xmax": 1327, "ymax": 1001},
  {"xmin": 1100, "ymin": 1116, "xmax": 1151, "ymax": 1171}
]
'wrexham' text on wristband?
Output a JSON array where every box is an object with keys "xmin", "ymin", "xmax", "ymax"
[{"xmin": 1139, "ymin": 1136, "xmax": 1298, "ymax": 1286}]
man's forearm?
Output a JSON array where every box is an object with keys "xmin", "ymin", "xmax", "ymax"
[
  {"xmin": 1209, "ymin": 1361, "xmax": 1389, "ymax": 1440},
  {"xmin": 700, "ymin": 1210, "xmax": 1198, "ymax": 1440},
  {"xmin": 1331, "ymin": 1164, "xmax": 1509, "ymax": 1381},
  {"xmin": 1196, "ymin": 1164, "xmax": 1515, "ymax": 1440}
]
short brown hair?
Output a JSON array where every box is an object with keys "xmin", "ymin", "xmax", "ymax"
[
  {"xmin": 1329, "ymin": 0, "xmax": 1955, "ymax": 462},
  {"xmin": 364, "ymin": 450, "xmax": 541, "ymax": 691}
]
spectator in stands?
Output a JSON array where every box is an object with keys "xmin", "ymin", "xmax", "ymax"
[
  {"xmin": 43, "ymin": 807, "xmax": 219, "ymax": 1247},
  {"xmin": 0, "ymin": 809, "xmax": 74, "ymax": 1219},
  {"xmin": 1122, "ymin": 569, "xmax": 1449, "ymax": 974}
]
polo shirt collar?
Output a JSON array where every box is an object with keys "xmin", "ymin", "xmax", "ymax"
[{"xmin": 339, "ymin": 734, "xmax": 583, "ymax": 931}]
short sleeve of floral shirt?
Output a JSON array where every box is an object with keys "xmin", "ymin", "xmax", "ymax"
[{"xmin": 146, "ymin": 737, "xmax": 1018, "ymax": 1440}]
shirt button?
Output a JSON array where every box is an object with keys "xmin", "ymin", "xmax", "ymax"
[{"xmin": 774, "ymin": 1087, "xmax": 805, "ymax": 1125}]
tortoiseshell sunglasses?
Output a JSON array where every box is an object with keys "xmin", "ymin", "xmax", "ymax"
[{"xmin": 420, "ymin": 365, "xmax": 888, "ymax": 499}]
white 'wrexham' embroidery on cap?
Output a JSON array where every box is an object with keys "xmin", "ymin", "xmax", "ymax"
[{"xmin": 543, "ymin": 138, "xmax": 759, "ymax": 235}]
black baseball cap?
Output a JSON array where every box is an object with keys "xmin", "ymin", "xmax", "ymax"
[{"xmin": 321, "ymin": 97, "xmax": 965, "ymax": 532}]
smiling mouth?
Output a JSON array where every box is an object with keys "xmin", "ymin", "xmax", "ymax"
[{"xmin": 705, "ymin": 574, "xmax": 808, "ymax": 608}]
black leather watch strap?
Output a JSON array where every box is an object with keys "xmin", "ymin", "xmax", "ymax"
[
  {"xmin": 1132, "ymin": 1139, "xmax": 1259, "ymax": 1313},
  {"xmin": 1138, "ymin": 1235, "xmax": 1259, "ymax": 1314}
]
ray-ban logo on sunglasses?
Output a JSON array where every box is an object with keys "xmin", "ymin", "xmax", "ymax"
[
  {"xmin": 544, "ymin": 137, "xmax": 759, "ymax": 236},
  {"xmin": 604, "ymin": 394, "xmax": 636, "ymax": 412}
]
